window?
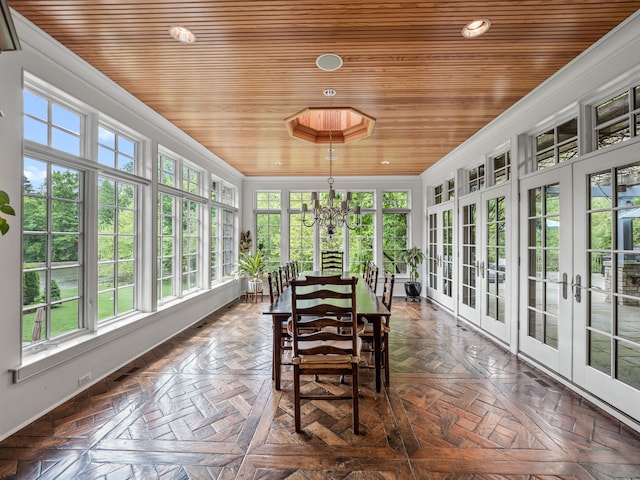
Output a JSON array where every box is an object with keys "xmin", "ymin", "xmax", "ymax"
[
  {"xmin": 290, "ymin": 192, "xmax": 314, "ymax": 271},
  {"xmin": 98, "ymin": 125, "xmax": 136, "ymax": 174},
  {"xmin": 535, "ymin": 117, "xmax": 578, "ymax": 169},
  {"xmin": 467, "ymin": 165, "xmax": 485, "ymax": 192},
  {"xmin": 434, "ymin": 179, "xmax": 455, "ymax": 205},
  {"xmin": 594, "ymin": 87, "xmax": 640, "ymax": 149},
  {"xmin": 182, "ymin": 198, "xmax": 201, "ymax": 292},
  {"xmin": 157, "ymin": 150, "xmax": 205, "ymax": 300},
  {"xmin": 256, "ymin": 191, "xmax": 281, "ymax": 271},
  {"xmin": 382, "ymin": 191, "xmax": 409, "ymax": 275},
  {"xmin": 157, "ymin": 193, "xmax": 176, "ymax": 301},
  {"xmin": 97, "ymin": 177, "xmax": 137, "ymax": 321},
  {"xmin": 22, "ymin": 158, "xmax": 83, "ymax": 345},
  {"xmin": 492, "ymin": 151, "xmax": 511, "ymax": 184},
  {"xmin": 211, "ymin": 176, "xmax": 238, "ymax": 282},
  {"xmin": 348, "ymin": 192, "xmax": 375, "ymax": 273},
  {"xmin": 23, "ymin": 89, "xmax": 82, "ymax": 157}
]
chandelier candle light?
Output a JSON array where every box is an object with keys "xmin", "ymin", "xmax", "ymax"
[{"xmin": 301, "ymin": 116, "xmax": 361, "ymax": 237}]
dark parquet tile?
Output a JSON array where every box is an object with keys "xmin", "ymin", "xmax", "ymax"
[{"xmin": 1, "ymin": 297, "xmax": 640, "ymax": 479}]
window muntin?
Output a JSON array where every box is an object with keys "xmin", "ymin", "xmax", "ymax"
[
  {"xmin": 97, "ymin": 177, "xmax": 137, "ymax": 321},
  {"xmin": 22, "ymin": 157, "xmax": 83, "ymax": 346},
  {"xmin": 382, "ymin": 191, "xmax": 409, "ymax": 275},
  {"xmin": 210, "ymin": 207, "xmax": 218, "ymax": 283},
  {"xmin": 434, "ymin": 179, "xmax": 455, "ymax": 204},
  {"xmin": 535, "ymin": 117, "xmax": 578, "ymax": 169},
  {"xmin": 467, "ymin": 165, "xmax": 485, "ymax": 192},
  {"xmin": 256, "ymin": 191, "xmax": 282, "ymax": 271},
  {"xmin": 23, "ymin": 90, "xmax": 83, "ymax": 157},
  {"xmin": 98, "ymin": 125, "xmax": 136, "ymax": 174},
  {"xmin": 446, "ymin": 178, "xmax": 455, "ymax": 201}
]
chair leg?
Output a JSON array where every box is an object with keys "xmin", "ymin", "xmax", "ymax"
[
  {"xmin": 384, "ymin": 333, "xmax": 390, "ymax": 386},
  {"xmin": 352, "ymin": 365, "xmax": 359, "ymax": 435},
  {"xmin": 294, "ymin": 365, "xmax": 302, "ymax": 433}
]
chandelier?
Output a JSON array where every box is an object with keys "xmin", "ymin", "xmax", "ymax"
[{"xmin": 301, "ymin": 115, "xmax": 361, "ymax": 237}]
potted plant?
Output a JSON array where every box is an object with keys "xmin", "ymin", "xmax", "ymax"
[
  {"xmin": 0, "ymin": 190, "xmax": 16, "ymax": 236},
  {"xmin": 237, "ymin": 250, "xmax": 266, "ymax": 293},
  {"xmin": 400, "ymin": 246, "xmax": 425, "ymax": 301}
]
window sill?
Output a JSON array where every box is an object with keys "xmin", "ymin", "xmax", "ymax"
[{"xmin": 13, "ymin": 310, "xmax": 152, "ymax": 383}]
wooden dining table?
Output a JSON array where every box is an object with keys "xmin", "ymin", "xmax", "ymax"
[{"xmin": 263, "ymin": 271, "xmax": 390, "ymax": 393}]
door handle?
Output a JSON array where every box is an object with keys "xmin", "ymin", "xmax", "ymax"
[
  {"xmin": 573, "ymin": 274, "xmax": 581, "ymax": 303},
  {"xmin": 562, "ymin": 272, "xmax": 568, "ymax": 300}
]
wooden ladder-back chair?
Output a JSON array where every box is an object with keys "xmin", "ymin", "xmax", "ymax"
[
  {"xmin": 362, "ymin": 271, "xmax": 395, "ymax": 385},
  {"xmin": 321, "ymin": 250, "xmax": 343, "ymax": 272},
  {"xmin": 289, "ymin": 274, "xmax": 361, "ymax": 434},
  {"xmin": 268, "ymin": 270, "xmax": 291, "ymax": 379}
]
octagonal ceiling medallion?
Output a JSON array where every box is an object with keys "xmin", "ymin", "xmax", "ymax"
[{"xmin": 285, "ymin": 107, "xmax": 375, "ymax": 144}]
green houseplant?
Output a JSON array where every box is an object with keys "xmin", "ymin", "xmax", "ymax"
[
  {"xmin": 237, "ymin": 250, "xmax": 266, "ymax": 292},
  {"xmin": 0, "ymin": 190, "xmax": 16, "ymax": 236},
  {"xmin": 400, "ymin": 246, "xmax": 425, "ymax": 301}
]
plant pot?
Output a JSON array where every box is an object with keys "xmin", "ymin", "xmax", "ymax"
[
  {"xmin": 404, "ymin": 281, "xmax": 422, "ymax": 301},
  {"xmin": 247, "ymin": 278, "xmax": 263, "ymax": 293}
]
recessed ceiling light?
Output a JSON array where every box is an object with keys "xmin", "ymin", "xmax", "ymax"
[
  {"xmin": 275, "ymin": 161, "xmax": 283, "ymax": 166},
  {"xmin": 381, "ymin": 160, "xmax": 390, "ymax": 165},
  {"xmin": 316, "ymin": 53, "xmax": 343, "ymax": 72},
  {"xmin": 462, "ymin": 19, "xmax": 491, "ymax": 38},
  {"xmin": 169, "ymin": 26, "xmax": 196, "ymax": 43}
]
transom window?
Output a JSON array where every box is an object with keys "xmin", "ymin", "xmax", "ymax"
[
  {"xmin": 535, "ymin": 117, "xmax": 578, "ymax": 169},
  {"xmin": 23, "ymin": 89, "xmax": 83, "ymax": 157},
  {"xmin": 98, "ymin": 125, "xmax": 136, "ymax": 174},
  {"xmin": 594, "ymin": 85, "xmax": 640, "ymax": 149},
  {"xmin": 467, "ymin": 165, "xmax": 485, "ymax": 192},
  {"xmin": 492, "ymin": 151, "xmax": 511, "ymax": 184}
]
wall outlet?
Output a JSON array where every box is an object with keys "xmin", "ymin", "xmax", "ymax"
[{"xmin": 78, "ymin": 372, "xmax": 92, "ymax": 387}]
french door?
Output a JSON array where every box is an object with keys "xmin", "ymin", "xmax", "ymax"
[
  {"xmin": 458, "ymin": 184, "xmax": 510, "ymax": 343},
  {"xmin": 426, "ymin": 202, "xmax": 455, "ymax": 311},
  {"xmin": 519, "ymin": 143, "xmax": 640, "ymax": 420},
  {"xmin": 572, "ymin": 146, "xmax": 640, "ymax": 417}
]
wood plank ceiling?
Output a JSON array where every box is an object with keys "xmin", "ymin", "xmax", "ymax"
[{"xmin": 9, "ymin": 1, "xmax": 640, "ymax": 177}]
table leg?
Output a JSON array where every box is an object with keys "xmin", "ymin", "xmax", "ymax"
[
  {"xmin": 273, "ymin": 314, "xmax": 284, "ymax": 390},
  {"xmin": 373, "ymin": 315, "xmax": 382, "ymax": 393}
]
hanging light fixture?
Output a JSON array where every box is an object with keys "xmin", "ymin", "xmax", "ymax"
[{"xmin": 301, "ymin": 112, "xmax": 361, "ymax": 237}]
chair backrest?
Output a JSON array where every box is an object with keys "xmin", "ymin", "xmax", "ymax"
[
  {"xmin": 368, "ymin": 263, "xmax": 379, "ymax": 294},
  {"xmin": 321, "ymin": 250, "xmax": 343, "ymax": 272},
  {"xmin": 290, "ymin": 275, "xmax": 358, "ymax": 357},
  {"xmin": 381, "ymin": 271, "xmax": 395, "ymax": 311},
  {"xmin": 279, "ymin": 265, "xmax": 290, "ymax": 292},
  {"xmin": 268, "ymin": 270, "xmax": 280, "ymax": 304}
]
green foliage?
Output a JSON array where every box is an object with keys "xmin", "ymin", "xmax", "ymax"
[
  {"xmin": 50, "ymin": 279, "xmax": 61, "ymax": 302},
  {"xmin": 236, "ymin": 251, "xmax": 266, "ymax": 279},
  {"xmin": 400, "ymin": 246, "xmax": 426, "ymax": 283},
  {"xmin": 23, "ymin": 270, "xmax": 40, "ymax": 305},
  {"xmin": 0, "ymin": 190, "xmax": 16, "ymax": 236}
]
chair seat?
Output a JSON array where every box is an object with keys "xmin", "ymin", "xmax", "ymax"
[{"xmin": 294, "ymin": 337, "xmax": 362, "ymax": 365}]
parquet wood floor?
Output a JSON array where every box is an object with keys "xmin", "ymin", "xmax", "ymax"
[{"xmin": 2, "ymin": 299, "xmax": 640, "ymax": 479}]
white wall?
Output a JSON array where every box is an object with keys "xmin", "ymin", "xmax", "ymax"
[{"xmin": 0, "ymin": 13, "xmax": 243, "ymax": 440}]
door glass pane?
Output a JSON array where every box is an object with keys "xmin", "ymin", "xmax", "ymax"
[
  {"xmin": 617, "ymin": 342, "xmax": 640, "ymax": 389},
  {"xmin": 589, "ymin": 330, "xmax": 611, "ymax": 374}
]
